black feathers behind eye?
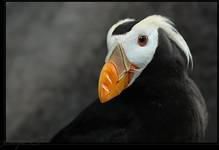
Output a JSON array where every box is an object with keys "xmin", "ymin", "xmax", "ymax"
[{"xmin": 112, "ymin": 20, "xmax": 139, "ymax": 35}]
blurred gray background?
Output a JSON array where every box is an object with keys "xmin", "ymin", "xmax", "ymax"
[{"xmin": 6, "ymin": 2, "xmax": 217, "ymax": 143}]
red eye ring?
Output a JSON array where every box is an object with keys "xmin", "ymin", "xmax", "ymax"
[{"xmin": 138, "ymin": 35, "xmax": 148, "ymax": 47}]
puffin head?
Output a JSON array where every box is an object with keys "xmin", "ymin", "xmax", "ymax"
[{"xmin": 98, "ymin": 15, "xmax": 193, "ymax": 103}]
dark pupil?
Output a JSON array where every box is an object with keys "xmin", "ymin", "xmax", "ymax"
[{"xmin": 139, "ymin": 36, "xmax": 146, "ymax": 43}]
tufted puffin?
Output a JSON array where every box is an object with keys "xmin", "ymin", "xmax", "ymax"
[{"xmin": 51, "ymin": 15, "xmax": 208, "ymax": 143}]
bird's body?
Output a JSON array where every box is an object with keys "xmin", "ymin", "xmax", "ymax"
[
  {"xmin": 51, "ymin": 78, "xmax": 207, "ymax": 143},
  {"xmin": 51, "ymin": 27, "xmax": 207, "ymax": 143}
]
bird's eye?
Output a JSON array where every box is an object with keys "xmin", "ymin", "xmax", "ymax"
[{"xmin": 137, "ymin": 35, "xmax": 148, "ymax": 47}]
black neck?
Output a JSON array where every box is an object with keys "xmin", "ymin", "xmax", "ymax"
[{"xmin": 123, "ymin": 28, "xmax": 188, "ymax": 97}]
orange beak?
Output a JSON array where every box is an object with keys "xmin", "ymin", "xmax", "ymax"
[{"xmin": 98, "ymin": 44, "xmax": 137, "ymax": 103}]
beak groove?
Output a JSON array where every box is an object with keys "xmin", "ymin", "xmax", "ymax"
[{"xmin": 98, "ymin": 44, "xmax": 135, "ymax": 103}]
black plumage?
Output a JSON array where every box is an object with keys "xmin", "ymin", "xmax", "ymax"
[
  {"xmin": 51, "ymin": 29, "xmax": 208, "ymax": 143},
  {"xmin": 112, "ymin": 20, "xmax": 139, "ymax": 35}
]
